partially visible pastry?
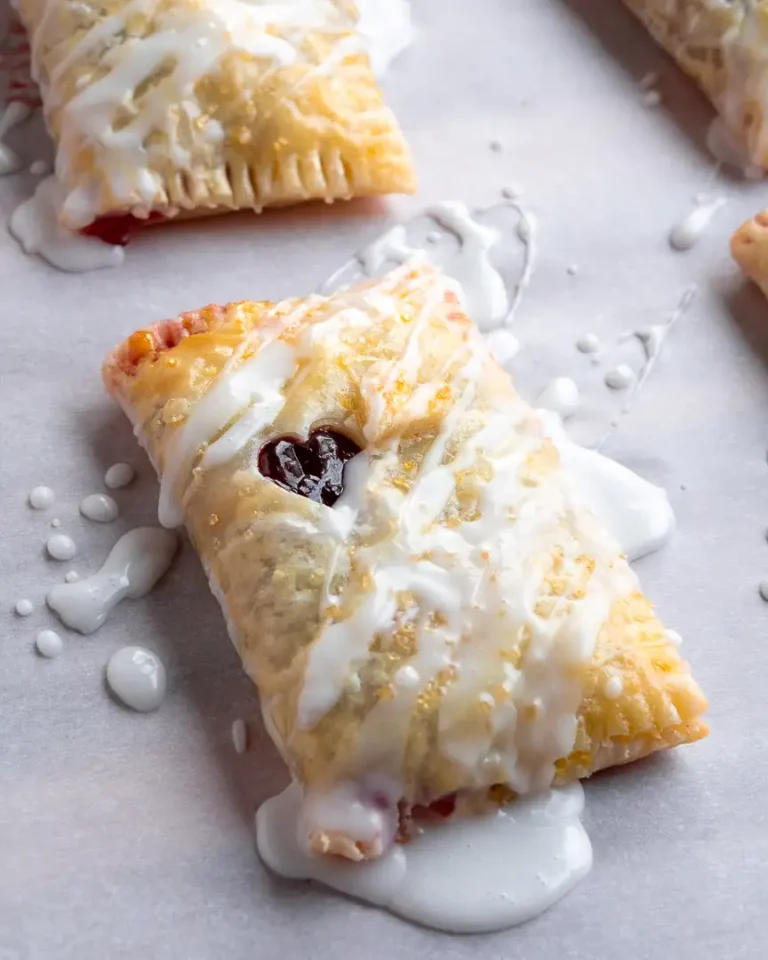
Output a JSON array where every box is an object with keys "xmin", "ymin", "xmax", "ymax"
[
  {"xmin": 732, "ymin": 210, "xmax": 768, "ymax": 299},
  {"xmin": 625, "ymin": 0, "xmax": 768, "ymax": 168},
  {"xmin": 15, "ymin": 0, "xmax": 415, "ymax": 239}
]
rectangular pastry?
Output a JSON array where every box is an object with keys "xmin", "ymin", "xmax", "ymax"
[
  {"xmin": 16, "ymin": 0, "xmax": 415, "ymax": 236},
  {"xmin": 103, "ymin": 261, "xmax": 708, "ymax": 861},
  {"xmin": 624, "ymin": 0, "xmax": 768, "ymax": 167}
]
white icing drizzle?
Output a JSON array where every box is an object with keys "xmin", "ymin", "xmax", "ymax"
[
  {"xmin": 15, "ymin": 599, "xmax": 33, "ymax": 616},
  {"xmin": 104, "ymin": 462, "xmax": 135, "ymax": 489},
  {"xmin": 669, "ymin": 196, "xmax": 726, "ymax": 251},
  {"xmin": 425, "ymin": 202, "xmax": 509, "ymax": 332},
  {"xmin": 28, "ymin": 485, "xmax": 55, "ymax": 509},
  {"xmin": 64, "ymin": 570, "xmax": 80, "ymax": 583},
  {"xmin": 536, "ymin": 377, "xmax": 580, "ymax": 420},
  {"xmin": 46, "ymin": 533, "xmax": 77, "ymax": 561},
  {"xmin": 339, "ymin": 201, "xmax": 535, "ymax": 333},
  {"xmin": 231, "ymin": 718, "xmax": 248, "ymax": 754},
  {"xmin": 9, "ymin": 176, "xmax": 125, "ymax": 272},
  {"xmin": 355, "ymin": 0, "xmax": 412, "ymax": 78},
  {"xmin": 106, "ymin": 645, "xmax": 167, "ymax": 712},
  {"xmin": 36, "ymin": 629, "xmax": 64, "ymax": 658},
  {"xmin": 47, "ymin": 528, "xmax": 177, "ymax": 634},
  {"xmin": 80, "ymin": 492, "xmax": 119, "ymax": 522},
  {"xmin": 257, "ymin": 781, "xmax": 592, "ymax": 933},
  {"xmin": 158, "ymin": 338, "xmax": 297, "ymax": 528},
  {"xmin": 0, "ymin": 100, "xmax": 31, "ymax": 175}
]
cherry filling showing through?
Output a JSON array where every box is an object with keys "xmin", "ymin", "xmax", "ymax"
[{"xmin": 258, "ymin": 429, "xmax": 361, "ymax": 507}]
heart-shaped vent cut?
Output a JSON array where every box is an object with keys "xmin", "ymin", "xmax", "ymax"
[{"xmin": 258, "ymin": 430, "xmax": 361, "ymax": 507}]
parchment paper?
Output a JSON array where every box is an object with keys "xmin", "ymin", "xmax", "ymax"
[{"xmin": 1, "ymin": 2, "xmax": 766, "ymax": 957}]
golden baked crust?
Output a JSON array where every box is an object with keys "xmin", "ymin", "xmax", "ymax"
[
  {"xmin": 17, "ymin": 0, "xmax": 415, "ymax": 230},
  {"xmin": 732, "ymin": 209, "xmax": 768, "ymax": 299},
  {"xmin": 104, "ymin": 262, "xmax": 707, "ymax": 859},
  {"xmin": 624, "ymin": 0, "xmax": 768, "ymax": 167}
]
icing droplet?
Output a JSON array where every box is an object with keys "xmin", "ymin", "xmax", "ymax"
[
  {"xmin": 425, "ymin": 230, "xmax": 442, "ymax": 244},
  {"xmin": 501, "ymin": 184, "xmax": 522, "ymax": 200},
  {"xmin": 51, "ymin": 518, "xmax": 61, "ymax": 528},
  {"xmin": 604, "ymin": 675, "xmax": 623, "ymax": 699},
  {"xmin": 669, "ymin": 197, "xmax": 726, "ymax": 251},
  {"xmin": 29, "ymin": 159, "xmax": 51, "ymax": 176},
  {"xmin": 485, "ymin": 329, "xmax": 520, "ymax": 367},
  {"xmin": 64, "ymin": 571, "xmax": 80, "ymax": 583},
  {"xmin": 642, "ymin": 90, "xmax": 661, "ymax": 107},
  {"xmin": 489, "ymin": 139, "xmax": 503, "ymax": 152},
  {"xmin": 29, "ymin": 486, "xmax": 55, "ymax": 509},
  {"xmin": 47, "ymin": 528, "xmax": 178, "ymax": 634},
  {"xmin": 536, "ymin": 377, "xmax": 580, "ymax": 420},
  {"xmin": 566, "ymin": 264, "xmax": 579, "ymax": 276},
  {"xmin": 232, "ymin": 718, "xmax": 248, "ymax": 754},
  {"xmin": 46, "ymin": 534, "xmax": 77, "ymax": 561},
  {"xmin": 106, "ymin": 646, "xmax": 167, "ymax": 712},
  {"xmin": 10, "ymin": 176, "xmax": 125, "ymax": 273},
  {"xmin": 104, "ymin": 462, "xmax": 135, "ymax": 489},
  {"xmin": 758, "ymin": 579, "xmax": 768, "ymax": 602},
  {"xmin": 80, "ymin": 493, "xmax": 119, "ymax": 522},
  {"xmin": 36, "ymin": 630, "xmax": 64, "ymax": 658},
  {"xmin": 666, "ymin": 629, "xmax": 683, "ymax": 647},
  {"xmin": 604, "ymin": 365, "xmax": 635, "ymax": 390},
  {"xmin": 15, "ymin": 599, "xmax": 33, "ymax": 617},
  {"xmin": 576, "ymin": 333, "xmax": 600, "ymax": 354}
]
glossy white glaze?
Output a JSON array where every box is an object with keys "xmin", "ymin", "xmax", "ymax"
[
  {"xmin": 536, "ymin": 377, "xmax": 580, "ymax": 420},
  {"xmin": 15, "ymin": 599, "xmax": 33, "ymax": 617},
  {"xmin": 35, "ymin": 629, "xmax": 64, "ymax": 658},
  {"xmin": 106, "ymin": 645, "xmax": 167, "ymax": 712},
  {"xmin": 29, "ymin": 486, "xmax": 55, "ymax": 509},
  {"xmin": 104, "ymin": 463, "xmax": 135, "ymax": 489},
  {"xmin": 257, "ymin": 781, "xmax": 592, "ymax": 933},
  {"xmin": 9, "ymin": 176, "xmax": 125, "ymax": 272},
  {"xmin": 47, "ymin": 528, "xmax": 177, "ymax": 634},
  {"xmin": 80, "ymin": 493, "xmax": 119, "ymax": 522},
  {"xmin": 46, "ymin": 533, "xmax": 77, "ymax": 561},
  {"xmin": 669, "ymin": 197, "xmax": 726, "ymax": 251}
]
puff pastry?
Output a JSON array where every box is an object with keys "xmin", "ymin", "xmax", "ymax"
[
  {"xmin": 732, "ymin": 209, "xmax": 768, "ymax": 298},
  {"xmin": 624, "ymin": 0, "xmax": 768, "ymax": 167},
  {"xmin": 103, "ymin": 262, "xmax": 708, "ymax": 861},
  {"xmin": 16, "ymin": 0, "xmax": 415, "ymax": 234}
]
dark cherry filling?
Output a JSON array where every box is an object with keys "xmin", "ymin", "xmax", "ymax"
[
  {"xmin": 258, "ymin": 429, "xmax": 361, "ymax": 507},
  {"xmin": 80, "ymin": 211, "xmax": 167, "ymax": 247}
]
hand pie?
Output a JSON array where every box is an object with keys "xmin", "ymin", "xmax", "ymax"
[
  {"xmin": 732, "ymin": 209, "xmax": 768, "ymax": 299},
  {"xmin": 103, "ymin": 261, "xmax": 708, "ymax": 861},
  {"xmin": 624, "ymin": 0, "xmax": 768, "ymax": 168},
  {"xmin": 15, "ymin": 0, "xmax": 415, "ymax": 237}
]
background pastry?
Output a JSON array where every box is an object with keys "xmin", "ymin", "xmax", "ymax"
[{"xmin": 15, "ymin": 0, "xmax": 416, "ymax": 237}]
